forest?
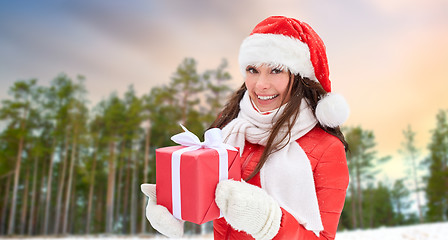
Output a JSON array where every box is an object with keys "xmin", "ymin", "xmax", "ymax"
[{"xmin": 1, "ymin": 57, "xmax": 447, "ymax": 236}]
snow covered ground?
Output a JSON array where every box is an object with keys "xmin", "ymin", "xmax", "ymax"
[
  {"xmin": 2, "ymin": 222, "xmax": 447, "ymax": 239},
  {"xmin": 336, "ymin": 222, "xmax": 448, "ymax": 240}
]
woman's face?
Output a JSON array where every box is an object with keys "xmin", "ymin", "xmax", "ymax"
[{"xmin": 245, "ymin": 64, "xmax": 292, "ymax": 112}]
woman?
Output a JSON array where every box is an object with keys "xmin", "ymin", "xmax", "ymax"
[{"xmin": 142, "ymin": 16, "xmax": 350, "ymax": 240}]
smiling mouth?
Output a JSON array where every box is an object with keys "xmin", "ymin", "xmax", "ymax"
[{"xmin": 257, "ymin": 94, "xmax": 279, "ymax": 100}]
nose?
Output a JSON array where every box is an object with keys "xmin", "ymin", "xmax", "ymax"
[{"xmin": 255, "ymin": 73, "xmax": 270, "ymax": 90}]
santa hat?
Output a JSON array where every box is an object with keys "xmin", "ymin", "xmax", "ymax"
[{"xmin": 239, "ymin": 16, "xmax": 349, "ymax": 128}]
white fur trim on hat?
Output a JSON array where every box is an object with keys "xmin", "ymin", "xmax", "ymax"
[
  {"xmin": 315, "ymin": 93, "xmax": 350, "ymax": 128},
  {"xmin": 239, "ymin": 33, "xmax": 317, "ymax": 82}
]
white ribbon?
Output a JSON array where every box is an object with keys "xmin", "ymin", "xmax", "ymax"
[{"xmin": 170, "ymin": 125, "xmax": 237, "ymax": 220}]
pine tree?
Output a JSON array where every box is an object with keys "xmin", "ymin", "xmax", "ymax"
[
  {"xmin": 0, "ymin": 57, "xmax": 238, "ymax": 236},
  {"xmin": 390, "ymin": 179, "xmax": 411, "ymax": 225},
  {"xmin": 399, "ymin": 125, "xmax": 424, "ymax": 222},
  {"xmin": 343, "ymin": 126, "xmax": 390, "ymax": 229},
  {"xmin": 424, "ymin": 110, "xmax": 448, "ymax": 222},
  {"xmin": 101, "ymin": 93, "xmax": 126, "ymax": 233},
  {"xmin": 146, "ymin": 85, "xmax": 182, "ymax": 147},
  {"xmin": 362, "ymin": 182, "xmax": 395, "ymax": 228},
  {"xmin": 202, "ymin": 58, "xmax": 233, "ymax": 125},
  {"xmin": 44, "ymin": 74, "xmax": 87, "ymax": 234},
  {"xmin": 0, "ymin": 79, "xmax": 39, "ymax": 235},
  {"xmin": 62, "ymin": 76, "xmax": 89, "ymax": 234},
  {"xmin": 170, "ymin": 58, "xmax": 203, "ymax": 126},
  {"xmin": 122, "ymin": 85, "xmax": 144, "ymax": 234},
  {"xmin": 85, "ymin": 114, "xmax": 103, "ymax": 234}
]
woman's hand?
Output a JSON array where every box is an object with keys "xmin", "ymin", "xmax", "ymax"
[
  {"xmin": 141, "ymin": 184, "xmax": 184, "ymax": 238},
  {"xmin": 215, "ymin": 180, "xmax": 282, "ymax": 240}
]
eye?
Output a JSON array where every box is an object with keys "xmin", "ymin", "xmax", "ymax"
[
  {"xmin": 271, "ymin": 68, "xmax": 283, "ymax": 74},
  {"xmin": 246, "ymin": 66, "xmax": 258, "ymax": 74}
]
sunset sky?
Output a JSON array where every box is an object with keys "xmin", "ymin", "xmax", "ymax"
[{"xmin": 1, "ymin": 0, "xmax": 448, "ymax": 181}]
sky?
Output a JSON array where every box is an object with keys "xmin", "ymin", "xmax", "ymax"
[{"xmin": 1, "ymin": 0, "xmax": 448, "ymax": 182}]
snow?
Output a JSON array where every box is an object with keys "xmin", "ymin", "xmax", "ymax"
[
  {"xmin": 2, "ymin": 222, "xmax": 447, "ymax": 240},
  {"xmin": 336, "ymin": 222, "xmax": 448, "ymax": 240}
]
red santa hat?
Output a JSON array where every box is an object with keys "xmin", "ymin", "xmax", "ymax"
[{"xmin": 239, "ymin": 16, "xmax": 349, "ymax": 128}]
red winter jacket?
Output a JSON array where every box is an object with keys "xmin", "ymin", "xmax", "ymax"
[{"xmin": 213, "ymin": 126, "xmax": 349, "ymax": 240}]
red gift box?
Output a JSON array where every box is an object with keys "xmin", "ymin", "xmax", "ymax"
[{"xmin": 156, "ymin": 145, "xmax": 241, "ymax": 224}]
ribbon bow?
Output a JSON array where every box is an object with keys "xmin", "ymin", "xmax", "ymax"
[
  {"xmin": 169, "ymin": 125, "xmax": 237, "ymax": 220},
  {"xmin": 171, "ymin": 124, "xmax": 237, "ymax": 151}
]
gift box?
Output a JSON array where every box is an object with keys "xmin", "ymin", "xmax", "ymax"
[{"xmin": 156, "ymin": 127, "xmax": 241, "ymax": 224}]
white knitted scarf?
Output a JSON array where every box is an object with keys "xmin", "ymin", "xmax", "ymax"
[{"xmin": 222, "ymin": 91, "xmax": 324, "ymax": 235}]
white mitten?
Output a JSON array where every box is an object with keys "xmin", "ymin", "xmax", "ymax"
[
  {"xmin": 141, "ymin": 184, "xmax": 184, "ymax": 238},
  {"xmin": 215, "ymin": 180, "xmax": 282, "ymax": 240}
]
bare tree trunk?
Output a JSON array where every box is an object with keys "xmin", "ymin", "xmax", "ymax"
[
  {"xmin": 0, "ymin": 176, "xmax": 3, "ymax": 225},
  {"xmin": 86, "ymin": 140, "xmax": 98, "ymax": 234},
  {"xmin": 106, "ymin": 141, "xmax": 117, "ymax": 233},
  {"xmin": 347, "ymin": 155, "xmax": 357, "ymax": 229},
  {"xmin": 54, "ymin": 132, "xmax": 70, "ymax": 234},
  {"xmin": 355, "ymin": 159, "xmax": 364, "ymax": 228},
  {"xmin": 442, "ymin": 154, "xmax": 448, "ymax": 221},
  {"xmin": 114, "ymin": 143, "xmax": 125, "ymax": 232},
  {"xmin": 141, "ymin": 123, "xmax": 151, "ymax": 233},
  {"xmin": 181, "ymin": 89, "xmax": 189, "ymax": 125},
  {"xmin": 411, "ymin": 152, "xmax": 423, "ymax": 223},
  {"xmin": 96, "ymin": 187, "xmax": 105, "ymax": 232},
  {"xmin": 43, "ymin": 140, "xmax": 56, "ymax": 235},
  {"xmin": 368, "ymin": 189, "xmax": 374, "ymax": 228},
  {"xmin": 1, "ymin": 172, "xmax": 13, "ymax": 235},
  {"xmin": 27, "ymin": 156, "xmax": 38, "ymax": 235},
  {"xmin": 122, "ymin": 148, "xmax": 132, "ymax": 233},
  {"xmin": 62, "ymin": 126, "xmax": 78, "ymax": 234},
  {"xmin": 7, "ymin": 127, "xmax": 26, "ymax": 235},
  {"xmin": 36, "ymin": 157, "xmax": 48, "ymax": 235},
  {"xmin": 349, "ymin": 184, "xmax": 357, "ymax": 229},
  {"xmin": 69, "ymin": 176, "xmax": 76, "ymax": 234},
  {"xmin": 20, "ymin": 168, "xmax": 30, "ymax": 235},
  {"xmin": 130, "ymin": 141, "xmax": 137, "ymax": 234}
]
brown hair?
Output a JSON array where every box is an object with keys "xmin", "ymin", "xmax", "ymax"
[{"xmin": 210, "ymin": 73, "xmax": 348, "ymax": 181}]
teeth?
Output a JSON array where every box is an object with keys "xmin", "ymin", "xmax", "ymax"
[{"xmin": 258, "ymin": 94, "xmax": 278, "ymax": 100}]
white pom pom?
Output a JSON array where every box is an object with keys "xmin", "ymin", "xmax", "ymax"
[{"xmin": 315, "ymin": 93, "xmax": 350, "ymax": 128}]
